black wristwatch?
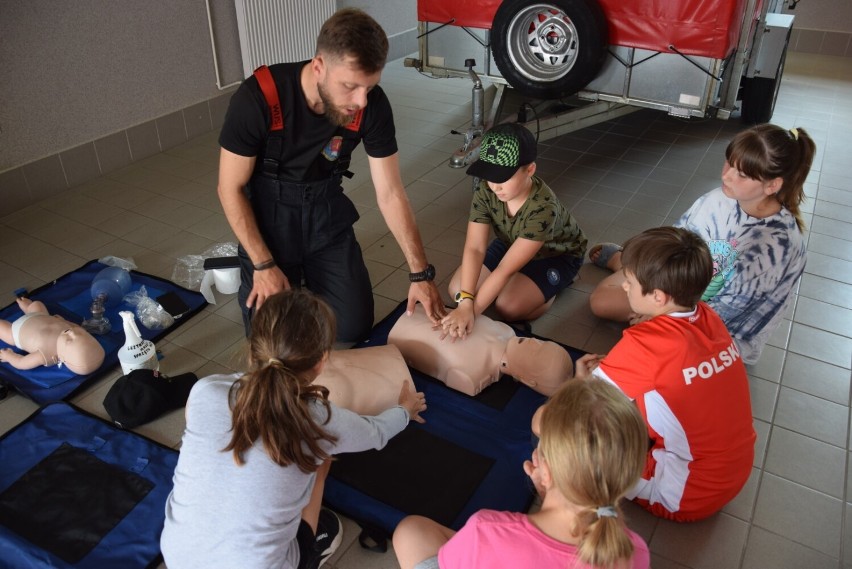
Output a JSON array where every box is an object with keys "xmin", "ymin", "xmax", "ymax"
[{"xmin": 408, "ymin": 264, "xmax": 436, "ymax": 283}]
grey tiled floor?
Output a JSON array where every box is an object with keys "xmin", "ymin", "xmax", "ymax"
[{"xmin": 1, "ymin": 51, "xmax": 852, "ymax": 568}]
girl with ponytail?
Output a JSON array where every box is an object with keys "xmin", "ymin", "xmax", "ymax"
[
  {"xmin": 162, "ymin": 290, "xmax": 426, "ymax": 569},
  {"xmin": 393, "ymin": 379, "xmax": 649, "ymax": 569},
  {"xmin": 590, "ymin": 123, "xmax": 815, "ymax": 365}
]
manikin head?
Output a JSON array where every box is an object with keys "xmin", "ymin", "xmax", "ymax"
[
  {"xmin": 500, "ymin": 337, "xmax": 573, "ymax": 396},
  {"xmin": 56, "ymin": 324, "xmax": 105, "ymax": 375}
]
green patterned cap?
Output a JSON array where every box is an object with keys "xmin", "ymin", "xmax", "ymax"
[{"xmin": 467, "ymin": 123, "xmax": 537, "ymax": 183}]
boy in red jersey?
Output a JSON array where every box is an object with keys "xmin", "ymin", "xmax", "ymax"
[{"xmin": 580, "ymin": 226, "xmax": 755, "ymax": 522}]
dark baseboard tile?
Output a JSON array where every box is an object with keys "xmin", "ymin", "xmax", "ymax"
[
  {"xmin": 128, "ymin": 121, "xmax": 162, "ymax": 163},
  {"xmin": 185, "ymin": 100, "xmax": 215, "ymax": 140},
  {"xmin": 60, "ymin": 142, "xmax": 102, "ymax": 189},
  {"xmin": 22, "ymin": 155, "xmax": 68, "ymax": 203},
  {"xmin": 0, "ymin": 89, "xmax": 235, "ymax": 218},
  {"xmin": 157, "ymin": 110, "xmax": 190, "ymax": 151},
  {"xmin": 0, "ymin": 168, "xmax": 33, "ymax": 219},
  {"xmin": 95, "ymin": 130, "xmax": 134, "ymax": 176}
]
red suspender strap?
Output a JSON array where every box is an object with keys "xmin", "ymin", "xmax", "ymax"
[
  {"xmin": 345, "ymin": 109, "xmax": 364, "ymax": 132},
  {"xmin": 253, "ymin": 65, "xmax": 283, "ymax": 132}
]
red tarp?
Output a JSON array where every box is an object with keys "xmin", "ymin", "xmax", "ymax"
[{"xmin": 417, "ymin": 0, "xmax": 753, "ymax": 59}]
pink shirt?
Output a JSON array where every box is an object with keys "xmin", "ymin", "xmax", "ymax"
[{"xmin": 438, "ymin": 510, "xmax": 650, "ymax": 569}]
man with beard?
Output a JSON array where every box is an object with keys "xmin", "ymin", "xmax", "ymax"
[{"xmin": 218, "ymin": 8, "xmax": 445, "ymax": 342}]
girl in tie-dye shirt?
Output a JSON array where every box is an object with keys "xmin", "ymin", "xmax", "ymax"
[{"xmin": 589, "ymin": 124, "xmax": 816, "ymax": 364}]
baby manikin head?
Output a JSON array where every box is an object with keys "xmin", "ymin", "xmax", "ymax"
[
  {"xmin": 500, "ymin": 337, "xmax": 573, "ymax": 396},
  {"xmin": 56, "ymin": 325, "xmax": 105, "ymax": 375}
]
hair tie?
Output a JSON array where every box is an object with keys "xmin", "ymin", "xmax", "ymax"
[
  {"xmin": 595, "ymin": 506, "xmax": 618, "ymax": 519},
  {"xmin": 267, "ymin": 357, "xmax": 283, "ymax": 367},
  {"xmin": 789, "ymin": 128, "xmax": 799, "ymax": 141}
]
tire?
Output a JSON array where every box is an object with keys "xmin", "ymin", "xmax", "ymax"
[
  {"xmin": 491, "ymin": 0, "xmax": 608, "ymax": 100},
  {"xmin": 741, "ymin": 32, "xmax": 789, "ymax": 124}
]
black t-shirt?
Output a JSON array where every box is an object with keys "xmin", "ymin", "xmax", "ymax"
[{"xmin": 219, "ymin": 61, "xmax": 398, "ymax": 182}]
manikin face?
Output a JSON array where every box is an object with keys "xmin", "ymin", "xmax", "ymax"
[
  {"xmin": 487, "ymin": 164, "xmax": 534, "ymax": 203},
  {"xmin": 56, "ymin": 324, "xmax": 104, "ymax": 375},
  {"xmin": 720, "ymin": 160, "xmax": 779, "ymax": 204},
  {"xmin": 502, "ymin": 336, "xmax": 572, "ymax": 396},
  {"xmin": 315, "ymin": 54, "xmax": 382, "ymax": 127}
]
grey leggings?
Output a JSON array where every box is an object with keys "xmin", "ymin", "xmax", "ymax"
[{"xmin": 413, "ymin": 555, "xmax": 440, "ymax": 569}]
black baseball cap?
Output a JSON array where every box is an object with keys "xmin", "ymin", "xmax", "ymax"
[
  {"xmin": 466, "ymin": 123, "xmax": 537, "ymax": 183},
  {"xmin": 103, "ymin": 369, "xmax": 198, "ymax": 428}
]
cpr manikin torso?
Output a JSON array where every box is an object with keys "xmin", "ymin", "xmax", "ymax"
[
  {"xmin": 388, "ymin": 305, "xmax": 573, "ymax": 396},
  {"xmin": 0, "ymin": 298, "xmax": 105, "ymax": 375},
  {"xmin": 313, "ymin": 344, "xmax": 413, "ymax": 416}
]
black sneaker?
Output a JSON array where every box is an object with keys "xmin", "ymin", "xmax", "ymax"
[{"xmin": 312, "ymin": 508, "xmax": 343, "ymax": 568}]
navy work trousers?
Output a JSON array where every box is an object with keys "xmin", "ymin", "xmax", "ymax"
[{"xmin": 237, "ymin": 175, "xmax": 374, "ymax": 342}]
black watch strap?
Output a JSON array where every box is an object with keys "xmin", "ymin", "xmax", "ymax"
[
  {"xmin": 253, "ymin": 259, "xmax": 276, "ymax": 271},
  {"xmin": 408, "ymin": 263, "xmax": 436, "ymax": 282}
]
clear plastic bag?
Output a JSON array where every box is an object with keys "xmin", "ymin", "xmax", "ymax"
[
  {"xmin": 122, "ymin": 285, "xmax": 175, "ymax": 330},
  {"xmin": 98, "ymin": 255, "xmax": 137, "ymax": 271},
  {"xmin": 172, "ymin": 242, "xmax": 238, "ymax": 290},
  {"xmin": 171, "ymin": 255, "xmax": 205, "ymax": 290},
  {"xmin": 203, "ymin": 242, "xmax": 238, "ymax": 258}
]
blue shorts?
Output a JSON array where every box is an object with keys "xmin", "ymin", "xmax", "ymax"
[{"xmin": 483, "ymin": 239, "xmax": 582, "ymax": 301}]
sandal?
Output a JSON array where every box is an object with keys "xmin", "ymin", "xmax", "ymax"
[{"xmin": 588, "ymin": 242, "xmax": 623, "ymax": 270}]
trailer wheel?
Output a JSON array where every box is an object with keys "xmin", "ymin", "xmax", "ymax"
[
  {"xmin": 741, "ymin": 34, "xmax": 789, "ymax": 124},
  {"xmin": 491, "ymin": 0, "xmax": 608, "ymax": 100}
]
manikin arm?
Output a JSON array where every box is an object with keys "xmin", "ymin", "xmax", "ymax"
[
  {"xmin": 18, "ymin": 298, "xmax": 48, "ymax": 314},
  {"xmin": 0, "ymin": 348, "xmax": 47, "ymax": 370}
]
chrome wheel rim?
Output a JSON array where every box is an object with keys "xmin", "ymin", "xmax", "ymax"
[{"xmin": 505, "ymin": 4, "xmax": 579, "ymax": 83}]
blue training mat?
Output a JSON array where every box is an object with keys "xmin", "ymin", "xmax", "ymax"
[
  {"xmin": 0, "ymin": 402, "xmax": 178, "ymax": 569},
  {"xmin": 323, "ymin": 302, "xmax": 585, "ymax": 546},
  {"xmin": 0, "ymin": 260, "xmax": 207, "ymax": 404}
]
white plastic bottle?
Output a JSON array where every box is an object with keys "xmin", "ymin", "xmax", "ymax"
[{"xmin": 117, "ymin": 311, "xmax": 159, "ymax": 375}]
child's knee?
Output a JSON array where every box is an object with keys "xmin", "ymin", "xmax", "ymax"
[
  {"xmin": 589, "ymin": 286, "xmax": 607, "ymax": 317},
  {"xmin": 392, "ymin": 515, "xmax": 422, "ymax": 549},
  {"xmin": 494, "ymin": 298, "xmax": 524, "ymax": 321},
  {"xmin": 494, "ymin": 294, "xmax": 541, "ymax": 321},
  {"xmin": 589, "ymin": 284, "xmax": 627, "ymax": 320}
]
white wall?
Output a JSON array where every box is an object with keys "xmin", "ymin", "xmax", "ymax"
[{"xmin": 0, "ymin": 0, "xmax": 418, "ymax": 174}]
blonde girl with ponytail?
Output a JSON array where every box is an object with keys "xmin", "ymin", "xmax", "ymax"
[
  {"xmin": 162, "ymin": 290, "xmax": 426, "ymax": 569},
  {"xmin": 393, "ymin": 379, "xmax": 649, "ymax": 569},
  {"xmin": 535, "ymin": 379, "xmax": 648, "ymax": 568}
]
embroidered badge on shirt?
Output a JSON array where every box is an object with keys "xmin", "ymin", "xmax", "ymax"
[{"xmin": 322, "ymin": 136, "xmax": 343, "ymax": 161}]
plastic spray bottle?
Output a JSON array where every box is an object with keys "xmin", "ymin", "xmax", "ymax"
[{"xmin": 117, "ymin": 311, "xmax": 159, "ymax": 375}]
